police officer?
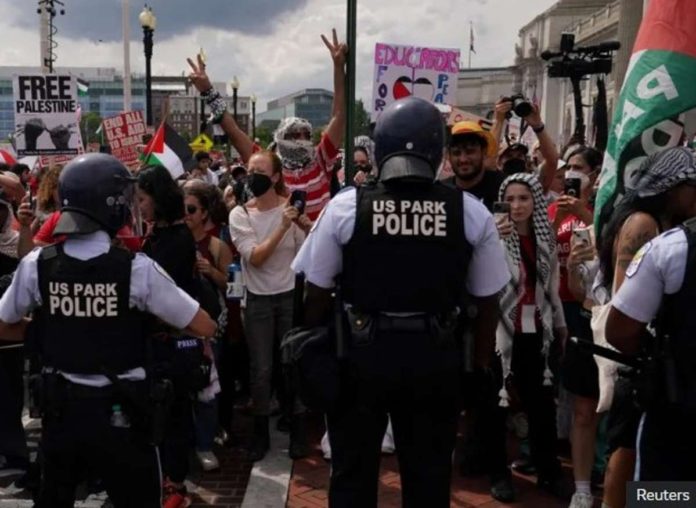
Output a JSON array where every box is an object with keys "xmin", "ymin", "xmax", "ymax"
[
  {"xmin": 293, "ymin": 97, "xmax": 510, "ymax": 507},
  {"xmin": 606, "ymin": 153, "xmax": 696, "ymax": 482},
  {"xmin": 0, "ymin": 153, "xmax": 216, "ymax": 507}
]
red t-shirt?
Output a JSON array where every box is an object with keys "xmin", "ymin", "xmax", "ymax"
[
  {"xmin": 548, "ymin": 202, "xmax": 590, "ymax": 302},
  {"xmin": 34, "ymin": 210, "xmax": 141, "ymax": 252},
  {"xmin": 281, "ymin": 135, "xmax": 339, "ymax": 221},
  {"xmin": 515, "ymin": 234, "xmax": 540, "ymax": 333}
]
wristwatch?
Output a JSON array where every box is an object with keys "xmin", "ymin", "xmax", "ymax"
[{"xmin": 532, "ymin": 123, "xmax": 545, "ymax": 134}]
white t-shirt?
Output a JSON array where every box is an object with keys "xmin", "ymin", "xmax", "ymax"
[{"xmin": 229, "ymin": 204, "xmax": 305, "ymax": 295}]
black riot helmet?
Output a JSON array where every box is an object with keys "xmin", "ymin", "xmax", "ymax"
[
  {"xmin": 54, "ymin": 153, "xmax": 137, "ymax": 236},
  {"xmin": 373, "ymin": 96, "xmax": 444, "ymax": 182}
]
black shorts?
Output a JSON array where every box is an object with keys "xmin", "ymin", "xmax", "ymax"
[
  {"xmin": 606, "ymin": 374, "xmax": 642, "ymax": 454},
  {"xmin": 560, "ymin": 302, "xmax": 599, "ymax": 399}
]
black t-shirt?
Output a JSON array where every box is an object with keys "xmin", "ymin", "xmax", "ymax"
[
  {"xmin": 142, "ymin": 223, "xmax": 197, "ymax": 298},
  {"xmin": 441, "ymin": 170, "xmax": 506, "ymax": 212}
]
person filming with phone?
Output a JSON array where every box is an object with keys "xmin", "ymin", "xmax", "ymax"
[
  {"xmin": 228, "ymin": 150, "xmax": 310, "ymax": 463},
  {"xmin": 547, "ymin": 146, "xmax": 603, "ymax": 507}
]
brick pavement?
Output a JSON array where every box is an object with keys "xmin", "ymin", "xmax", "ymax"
[
  {"xmin": 287, "ymin": 414, "xmax": 595, "ymax": 508},
  {"xmin": 185, "ymin": 412, "xmax": 254, "ymax": 508},
  {"xmin": 0, "ymin": 413, "xmax": 256, "ymax": 508}
]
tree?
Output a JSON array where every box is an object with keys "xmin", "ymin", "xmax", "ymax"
[
  {"xmin": 353, "ymin": 99, "xmax": 372, "ymax": 137},
  {"xmin": 312, "ymin": 127, "xmax": 325, "ymax": 145},
  {"xmin": 80, "ymin": 112, "xmax": 103, "ymax": 145},
  {"xmin": 255, "ymin": 126, "xmax": 274, "ymax": 149}
]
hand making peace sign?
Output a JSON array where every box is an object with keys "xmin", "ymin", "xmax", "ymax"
[
  {"xmin": 321, "ymin": 28, "xmax": 348, "ymax": 68},
  {"xmin": 186, "ymin": 53, "xmax": 213, "ymax": 94}
]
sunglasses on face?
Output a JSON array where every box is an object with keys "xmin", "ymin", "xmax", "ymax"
[
  {"xmin": 286, "ymin": 130, "xmax": 311, "ymax": 141},
  {"xmin": 185, "ymin": 205, "xmax": 199, "ymax": 215}
]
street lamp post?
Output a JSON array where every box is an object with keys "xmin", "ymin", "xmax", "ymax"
[
  {"xmin": 250, "ymin": 94, "xmax": 257, "ymax": 140},
  {"xmin": 139, "ymin": 5, "xmax": 156, "ymax": 127},
  {"xmin": 230, "ymin": 76, "xmax": 240, "ymax": 124},
  {"xmin": 199, "ymin": 48, "xmax": 207, "ymax": 135}
]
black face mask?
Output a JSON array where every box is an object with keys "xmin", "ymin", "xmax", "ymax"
[{"xmin": 247, "ymin": 173, "xmax": 273, "ymax": 197}]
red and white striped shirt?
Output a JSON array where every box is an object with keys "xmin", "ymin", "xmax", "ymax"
[{"xmin": 282, "ymin": 135, "xmax": 339, "ymax": 221}]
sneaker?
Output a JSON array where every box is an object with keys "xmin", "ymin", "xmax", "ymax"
[
  {"xmin": 162, "ymin": 479, "xmax": 191, "ymax": 508},
  {"xmin": 511, "ymin": 458, "xmax": 537, "ymax": 476},
  {"xmin": 490, "ymin": 476, "xmax": 515, "ymax": 503},
  {"xmin": 569, "ymin": 492, "xmax": 594, "ymax": 508},
  {"xmin": 320, "ymin": 432, "xmax": 332, "ymax": 461},
  {"xmin": 196, "ymin": 450, "xmax": 220, "ymax": 472}
]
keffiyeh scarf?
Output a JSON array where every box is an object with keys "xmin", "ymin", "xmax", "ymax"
[
  {"xmin": 627, "ymin": 146, "xmax": 696, "ymax": 198},
  {"xmin": 0, "ymin": 198, "xmax": 18, "ymax": 259},
  {"xmin": 274, "ymin": 117, "xmax": 315, "ymax": 170},
  {"xmin": 496, "ymin": 173, "xmax": 557, "ymax": 407}
]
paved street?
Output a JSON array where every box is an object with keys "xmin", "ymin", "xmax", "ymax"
[{"xmin": 1, "ymin": 411, "xmax": 599, "ymax": 507}]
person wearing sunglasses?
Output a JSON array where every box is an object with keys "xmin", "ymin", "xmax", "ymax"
[{"xmin": 183, "ymin": 184, "xmax": 233, "ymax": 473}]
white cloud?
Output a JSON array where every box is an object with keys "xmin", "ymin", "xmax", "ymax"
[{"xmin": 0, "ymin": 0, "xmax": 560, "ymax": 112}]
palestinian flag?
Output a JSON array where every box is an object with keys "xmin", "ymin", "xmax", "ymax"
[
  {"xmin": 0, "ymin": 149, "xmax": 16, "ymax": 165},
  {"xmin": 76, "ymin": 78, "xmax": 89, "ymax": 97},
  {"xmin": 595, "ymin": 0, "xmax": 696, "ymax": 235},
  {"xmin": 140, "ymin": 123, "xmax": 193, "ymax": 179}
]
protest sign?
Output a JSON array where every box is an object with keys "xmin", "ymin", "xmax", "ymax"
[
  {"xmin": 371, "ymin": 42, "xmax": 460, "ymax": 121},
  {"xmin": 103, "ymin": 111, "xmax": 146, "ymax": 168},
  {"xmin": 13, "ymin": 75, "xmax": 81, "ymax": 156}
]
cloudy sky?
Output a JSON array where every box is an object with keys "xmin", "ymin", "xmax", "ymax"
[{"xmin": 0, "ymin": 0, "xmax": 559, "ymax": 112}]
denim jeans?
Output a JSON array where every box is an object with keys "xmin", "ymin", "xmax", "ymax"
[{"xmin": 194, "ymin": 340, "xmax": 219, "ymax": 452}]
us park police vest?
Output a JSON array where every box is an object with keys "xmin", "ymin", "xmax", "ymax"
[
  {"xmin": 656, "ymin": 219, "xmax": 696, "ymax": 411},
  {"xmin": 342, "ymin": 181, "xmax": 471, "ymax": 314},
  {"xmin": 36, "ymin": 244, "xmax": 145, "ymax": 375}
]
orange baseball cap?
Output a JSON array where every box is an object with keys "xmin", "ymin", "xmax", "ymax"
[{"xmin": 450, "ymin": 121, "xmax": 498, "ymax": 158}]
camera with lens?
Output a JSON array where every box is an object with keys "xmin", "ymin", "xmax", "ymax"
[{"xmin": 502, "ymin": 94, "xmax": 533, "ymax": 118}]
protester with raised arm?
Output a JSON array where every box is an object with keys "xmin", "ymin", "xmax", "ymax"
[{"xmin": 186, "ymin": 29, "xmax": 347, "ymax": 220}]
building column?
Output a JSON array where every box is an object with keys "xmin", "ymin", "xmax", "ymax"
[{"xmin": 614, "ymin": 0, "xmax": 644, "ymax": 100}]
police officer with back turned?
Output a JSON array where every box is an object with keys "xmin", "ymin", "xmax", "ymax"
[
  {"xmin": 293, "ymin": 97, "xmax": 510, "ymax": 507},
  {"xmin": 606, "ymin": 147, "xmax": 696, "ymax": 481},
  {"xmin": 0, "ymin": 153, "xmax": 217, "ymax": 507}
]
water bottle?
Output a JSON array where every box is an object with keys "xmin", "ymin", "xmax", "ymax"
[
  {"xmin": 226, "ymin": 262, "xmax": 244, "ymax": 301},
  {"xmin": 110, "ymin": 404, "xmax": 131, "ymax": 429}
]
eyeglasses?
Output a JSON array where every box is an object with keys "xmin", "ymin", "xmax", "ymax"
[{"xmin": 185, "ymin": 205, "xmax": 199, "ymax": 215}]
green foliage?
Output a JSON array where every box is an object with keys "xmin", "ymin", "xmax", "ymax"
[
  {"xmin": 80, "ymin": 112, "xmax": 103, "ymax": 144},
  {"xmin": 353, "ymin": 99, "xmax": 371, "ymax": 137},
  {"xmin": 255, "ymin": 126, "xmax": 274, "ymax": 149}
]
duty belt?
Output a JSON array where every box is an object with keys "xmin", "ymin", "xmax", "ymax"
[{"xmin": 376, "ymin": 314, "xmax": 431, "ymax": 333}]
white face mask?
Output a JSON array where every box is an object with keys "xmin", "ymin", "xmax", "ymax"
[{"xmin": 565, "ymin": 169, "xmax": 591, "ymax": 190}]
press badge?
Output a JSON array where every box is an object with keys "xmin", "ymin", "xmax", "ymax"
[{"xmin": 521, "ymin": 305, "xmax": 537, "ymax": 334}]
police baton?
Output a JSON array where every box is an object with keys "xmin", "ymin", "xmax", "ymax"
[{"xmin": 569, "ymin": 336, "xmax": 639, "ymax": 368}]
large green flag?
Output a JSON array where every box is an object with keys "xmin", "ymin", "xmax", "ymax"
[{"xmin": 595, "ymin": 0, "xmax": 696, "ymax": 234}]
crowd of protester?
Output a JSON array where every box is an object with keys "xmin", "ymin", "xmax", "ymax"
[{"xmin": 0, "ymin": 43, "xmax": 694, "ymax": 508}]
